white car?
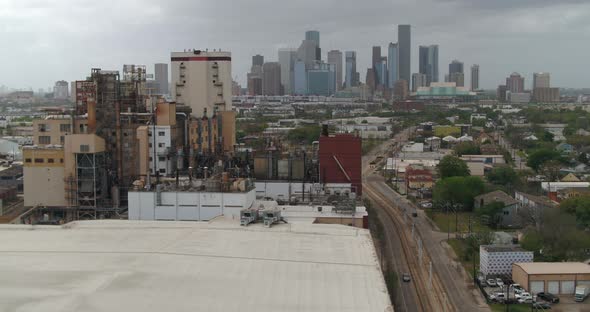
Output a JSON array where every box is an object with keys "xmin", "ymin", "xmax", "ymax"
[
  {"xmin": 489, "ymin": 293, "xmax": 506, "ymax": 302},
  {"xmin": 496, "ymin": 278, "xmax": 504, "ymax": 287},
  {"xmin": 487, "ymin": 279, "xmax": 497, "ymax": 287},
  {"xmin": 515, "ymin": 292, "xmax": 532, "ymax": 301}
]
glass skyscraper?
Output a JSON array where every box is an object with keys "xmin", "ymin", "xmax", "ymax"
[
  {"xmin": 419, "ymin": 45, "xmax": 439, "ymax": 86},
  {"xmin": 387, "ymin": 43, "xmax": 398, "ymax": 89},
  {"xmin": 345, "ymin": 51, "xmax": 358, "ymax": 88},
  {"xmin": 398, "ymin": 25, "xmax": 411, "ymax": 83}
]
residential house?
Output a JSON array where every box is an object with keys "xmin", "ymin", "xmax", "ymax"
[
  {"xmin": 556, "ymin": 143, "xmax": 574, "ymax": 155},
  {"xmin": 514, "ymin": 191, "xmax": 558, "ymax": 230},
  {"xmin": 574, "ymin": 163, "xmax": 588, "ymax": 174},
  {"xmin": 561, "ymin": 173, "xmax": 581, "ymax": 182},
  {"xmin": 474, "ymin": 190, "xmax": 520, "ymax": 227},
  {"xmin": 576, "ymin": 129, "xmax": 590, "ymax": 136}
]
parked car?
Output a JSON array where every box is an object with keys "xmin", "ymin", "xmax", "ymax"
[
  {"xmin": 532, "ymin": 302, "xmax": 551, "ymax": 309},
  {"xmin": 496, "ymin": 278, "xmax": 504, "ymax": 288},
  {"xmin": 515, "ymin": 292, "xmax": 532, "ymax": 301},
  {"xmin": 489, "ymin": 293, "xmax": 506, "ymax": 302},
  {"xmin": 420, "ymin": 202, "xmax": 432, "ymax": 209},
  {"xmin": 402, "ymin": 273, "xmax": 411, "ymax": 282},
  {"xmin": 537, "ymin": 292, "xmax": 560, "ymax": 303},
  {"xmin": 487, "ymin": 279, "xmax": 497, "ymax": 287}
]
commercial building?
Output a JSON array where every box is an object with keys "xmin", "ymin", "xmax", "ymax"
[
  {"xmin": 513, "ymin": 262, "xmax": 590, "ymax": 294},
  {"xmin": 293, "ymin": 60, "xmax": 307, "ymax": 95},
  {"xmin": 319, "ymin": 132, "xmax": 362, "ymax": 196},
  {"xmin": 506, "ymin": 72, "xmax": 525, "ymax": 93},
  {"xmin": 305, "ymin": 30, "xmax": 321, "ymax": 60},
  {"xmin": 480, "ymin": 245, "xmax": 533, "ymax": 277},
  {"xmin": 0, "ymin": 220, "xmax": 392, "ymax": 312},
  {"xmin": 262, "ymin": 62, "xmax": 282, "ymax": 96},
  {"xmin": 154, "ymin": 63, "xmax": 169, "ymax": 95},
  {"xmin": 387, "ymin": 43, "xmax": 399, "ymax": 89},
  {"xmin": 307, "ymin": 63, "xmax": 336, "ymax": 96},
  {"xmin": 394, "ymin": 80, "xmax": 409, "ymax": 100},
  {"xmin": 415, "ymin": 82, "xmax": 475, "ymax": 100},
  {"xmin": 327, "ymin": 50, "xmax": 343, "ymax": 91},
  {"xmin": 53, "ymin": 80, "xmax": 69, "ymax": 100},
  {"xmin": 533, "ymin": 72, "xmax": 550, "ymax": 89},
  {"xmin": 507, "ymin": 92, "xmax": 531, "ymax": 104},
  {"xmin": 419, "ymin": 45, "xmax": 439, "ymax": 85},
  {"xmin": 448, "ymin": 60, "xmax": 464, "ymax": 87},
  {"xmin": 398, "ymin": 24, "xmax": 411, "ymax": 84},
  {"xmin": 471, "ymin": 64, "xmax": 479, "ymax": 91},
  {"xmin": 345, "ymin": 51, "xmax": 359, "ymax": 88},
  {"xmin": 279, "ymin": 48, "xmax": 297, "ymax": 94},
  {"xmin": 252, "ymin": 54, "xmax": 264, "ymax": 67},
  {"xmin": 405, "ymin": 165, "xmax": 433, "ymax": 190},
  {"xmin": 171, "ymin": 50, "xmax": 232, "ymax": 116},
  {"xmin": 297, "ymin": 40, "xmax": 318, "ymax": 69},
  {"xmin": 412, "ymin": 73, "xmax": 427, "ymax": 92},
  {"xmin": 533, "ymin": 87, "xmax": 560, "ymax": 103}
]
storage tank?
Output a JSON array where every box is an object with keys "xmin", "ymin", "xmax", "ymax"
[
  {"xmin": 277, "ymin": 159, "xmax": 289, "ymax": 180},
  {"xmin": 254, "ymin": 157, "xmax": 268, "ymax": 180}
]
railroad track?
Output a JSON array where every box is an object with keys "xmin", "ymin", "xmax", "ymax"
[{"xmin": 365, "ymin": 182, "xmax": 456, "ymax": 312}]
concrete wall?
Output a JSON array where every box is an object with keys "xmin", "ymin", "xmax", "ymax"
[
  {"xmin": 128, "ymin": 189, "xmax": 256, "ymax": 221},
  {"xmin": 254, "ymin": 181, "xmax": 316, "ymax": 201},
  {"xmin": 24, "ymin": 166, "xmax": 66, "ymax": 207}
]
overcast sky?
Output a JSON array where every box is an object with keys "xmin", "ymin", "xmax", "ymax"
[{"xmin": 1, "ymin": 0, "xmax": 589, "ymax": 91}]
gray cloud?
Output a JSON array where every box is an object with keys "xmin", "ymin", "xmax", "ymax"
[{"xmin": 0, "ymin": 0, "xmax": 589, "ymax": 90}]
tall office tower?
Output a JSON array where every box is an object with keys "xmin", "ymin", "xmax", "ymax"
[
  {"xmin": 371, "ymin": 46, "xmax": 381, "ymax": 89},
  {"xmin": 412, "ymin": 73, "xmax": 427, "ymax": 92},
  {"xmin": 278, "ymin": 48, "xmax": 297, "ymax": 94},
  {"xmin": 262, "ymin": 62, "xmax": 282, "ymax": 96},
  {"xmin": 506, "ymin": 72, "xmax": 525, "ymax": 93},
  {"xmin": 387, "ymin": 43, "xmax": 399, "ymax": 89},
  {"xmin": 327, "ymin": 50, "xmax": 343, "ymax": 91},
  {"xmin": 449, "ymin": 60, "xmax": 464, "ymax": 75},
  {"xmin": 471, "ymin": 64, "xmax": 480, "ymax": 91},
  {"xmin": 376, "ymin": 57, "xmax": 388, "ymax": 88},
  {"xmin": 345, "ymin": 51, "xmax": 359, "ymax": 88},
  {"xmin": 533, "ymin": 72, "xmax": 550, "ymax": 89},
  {"xmin": 154, "ymin": 63, "xmax": 169, "ymax": 95},
  {"xmin": 293, "ymin": 60, "xmax": 307, "ymax": 95},
  {"xmin": 247, "ymin": 74, "xmax": 263, "ymax": 96},
  {"xmin": 372, "ymin": 46, "xmax": 381, "ymax": 69},
  {"xmin": 449, "ymin": 60, "xmax": 465, "ymax": 87},
  {"xmin": 307, "ymin": 63, "xmax": 336, "ymax": 96},
  {"xmin": 419, "ymin": 45, "xmax": 439, "ymax": 85},
  {"xmin": 305, "ymin": 30, "xmax": 321, "ymax": 61},
  {"xmin": 53, "ymin": 80, "xmax": 69, "ymax": 100},
  {"xmin": 171, "ymin": 50, "xmax": 232, "ymax": 116},
  {"xmin": 449, "ymin": 73, "xmax": 465, "ymax": 87},
  {"xmin": 297, "ymin": 40, "xmax": 318, "ymax": 68},
  {"xmin": 366, "ymin": 68, "xmax": 376, "ymax": 93},
  {"xmin": 398, "ymin": 25, "xmax": 411, "ymax": 84},
  {"xmin": 252, "ymin": 54, "xmax": 264, "ymax": 67}
]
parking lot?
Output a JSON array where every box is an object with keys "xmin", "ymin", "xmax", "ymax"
[{"xmin": 481, "ymin": 283, "xmax": 590, "ymax": 311}]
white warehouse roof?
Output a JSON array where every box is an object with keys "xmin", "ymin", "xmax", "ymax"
[{"xmin": 0, "ymin": 220, "xmax": 391, "ymax": 312}]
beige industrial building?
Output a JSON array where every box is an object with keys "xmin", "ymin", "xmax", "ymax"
[
  {"xmin": 512, "ymin": 262, "xmax": 590, "ymax": 295},
  {"xmin": 33, "ymin": 116, "xmax": 88, "ymax": 146}
]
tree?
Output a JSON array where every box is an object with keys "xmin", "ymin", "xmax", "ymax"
[
  {"xmin": 526, "ymin": 148, "xmax": 563, "ymax": 172},
  {"xmin": 438, "ymin": 155, "xmax": 470, "ymax": 179},
  {"xmin": 541, "ymin": 131, "xmax": 554, "ymax": 142},
  {"xmin": 453, "ymin": 142, "xmax": 481, "ymax": 157},
  {"xmin": 486, "ymin": 165, "xmax": 518, "ymax": 186},
  {"xmin": 560, "ymin": 196, "xmax": 590, "ymax": 228},
  {"xmin": 476, "ymin": 201, "xmax": 505, "ymax": 229},
  {"xmin": 286, "ymin": 125, "xmax": 321, "ymax": 144},
  {"xmin": 433, "ymin": 176, "xmax": 485, "ymax": 211}
]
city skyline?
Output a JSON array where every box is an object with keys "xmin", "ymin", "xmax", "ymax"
[{"xmin": 2, "ymin": 0, "xmax": 589, "ymax": 90}]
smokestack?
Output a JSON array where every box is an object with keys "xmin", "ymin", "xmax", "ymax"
[
  {"xmin": 87, "ymin": 97, "xmax": 96, "ymax": 134},
  {"xmin": 321, "ymin": 124, "xmax": 329, "ymax": 137}
]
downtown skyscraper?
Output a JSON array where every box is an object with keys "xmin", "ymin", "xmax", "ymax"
[
  {"xmin": 387, "ymin": 43, "xmax": 398, "ymax": 89},
  {"xmin": 398, "ymin": 25, "xmax": 411, "ymax": 85},
  {"xmin": 327, "ymin": 50, "xmax": 343, "ymax": 91},
  {"xmin": 418, "ymin": 45, "xmax": 438, "ymax": 86},
  {"xmin": 345, "ymin": 51, "xmax": 359, "ymax": 88},
  {"xmin": 471, "ymin": 64, "xmax": 479, "ymax": 91}
]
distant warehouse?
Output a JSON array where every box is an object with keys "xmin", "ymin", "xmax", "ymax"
[{"xmin": 513, "ymin": 262, "xmax": 590, "ymax": 295}]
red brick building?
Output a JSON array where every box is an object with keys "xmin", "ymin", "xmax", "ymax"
[{"xmin": 319, "ymin": 134, "xmax": 362, "ymax": 196}]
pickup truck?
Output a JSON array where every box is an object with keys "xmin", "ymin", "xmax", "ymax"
[{"xmin": 575, "ymin": 285, "xmax": 590, "ymax": 302}]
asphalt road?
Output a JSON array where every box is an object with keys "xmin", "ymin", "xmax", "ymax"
[{"xmin": 363, "ymin": 130, "xmax": 490, "ymax": 312}]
